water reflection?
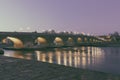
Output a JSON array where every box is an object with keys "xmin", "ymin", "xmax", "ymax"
[
  {"xmin": 5, "ymin": 47, "xmax": 104, "ymax": 67},
  {"xmin": 4, "ymin": 47, "xmax": 104, "ymax": 68},
  {"xmin": 4, "ymin": 46, "xmax": 120, "ymax": 74},
  {"xmin": 48, "ymin": 52, "xmax": 53, "ymax": 63},
  {"xmin": 4, "ymin": 51, "xmax": 34, "ymax": 60}
]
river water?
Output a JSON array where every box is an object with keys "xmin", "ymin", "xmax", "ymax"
[{"xmin": 3, "ymin": 46, "xmax": 120, "ymax": 75}]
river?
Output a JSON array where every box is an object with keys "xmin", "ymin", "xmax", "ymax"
[{"xmin": 3, "ymin": 46, "xmax": 120, "ymax": 75}]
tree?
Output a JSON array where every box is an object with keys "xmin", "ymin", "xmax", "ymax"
[{"xmin": 110, "ymin": 32, "xmax": 120, "ymax": 42}]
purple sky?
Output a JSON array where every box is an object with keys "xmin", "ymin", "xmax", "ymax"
[{"xmin": 0, "ymin": 0, "xmax": 120, "ymax": 35}]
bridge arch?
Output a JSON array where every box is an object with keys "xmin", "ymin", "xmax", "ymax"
[
  {"xmin": 54, "ymin": 37, "xmax": 64, "ymax": 46},
  {"xmin": 2, "ymin": 38, "xmax": 7, "ymax": 43},
  {"xmin": 67, "ymin": 37, "xmax": 74, "ymax": 42},
  {"xmin": 5, "ymin": 37, "xmax": 24, "ymax": 48},
  {"xmin": 89, "ymin": 38, "xmax": 93, "ymax": 42},
  {"xmin": 77, "ymin": 37, "xmax": 82, "ymax": 43},
  {"xmin": 66, "ymin": 37, "xmax": 75, "ymax": 45},
  {"xmin": 35, "ymin": 37, "xmax": 47, "ymax": 45},
  {"xmin": 84, "ymin": 37, "xmax": 88, "ymax": 42}
]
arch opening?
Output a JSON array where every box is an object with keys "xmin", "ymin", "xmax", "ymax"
[
  {"xmin": 84, "ymin": 37, "xmax": 88, "ymax": 42},
  {"xmin": 77, "ymin": 37, "xmax": 82, "ymax": 43},
  {"xmin": 67, "ymin": 37, "xmax": 74, "ymax": 45},
  {"xmin": 35, "ymin": 37, "xmax": 47, "ymax": 46},
  {"xmin": 5, "ymin": 37, "xmax": 24, "ymax": 48},
  {"xmin": 89, "ymin": 39, "xmax": 93, "ymax": 42},
  {"xmin": 68, "ymin": 37, "xmax": 73, "ymax": 42},
  {"xmin": 54, "ymin": 37, "xmax": 64, "ymax": 46},
  {"xmin": 2, "ymin": 38, "xmax": 7, "ymax": 43}
]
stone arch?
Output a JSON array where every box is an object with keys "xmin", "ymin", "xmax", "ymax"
[
  {"xmin": 89, "ymin": 38, "xmax": 93, "ymax": 42},
  {"xmin": 5, "ymin": 37, "xmax": 24, "ymax": 48},
  {"xmin": 68, "ymin": 37, "xmax": 74, "ymax": 42},
  {"xmin": 77, "ymin": 37, "xmax": 82, "ymax": 43},
  {"xmin": 35, "ymin": 37, "xmax": 47, "ymax": 45},
  {"xmin": 54, "ymin": 37, "xmax": 64, "ymax": 46},
  {"xmin": 67, "ymin": 37, "xmax": 75, "ymax": 45},
  {"xmin": 84, "ymin": 37, "xmax": 88, "ymax": 42},
  {"xmin": 2, "ymin": 38, "xmax": 7, "ymax": 43}
]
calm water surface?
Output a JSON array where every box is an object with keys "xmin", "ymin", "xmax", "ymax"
[{"xmin": 4, "ymin": 47, "xmax": 120, "ymax": 75}]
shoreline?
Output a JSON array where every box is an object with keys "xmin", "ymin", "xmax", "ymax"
[{"xmin": 0, "ymin": 56, "xmax": 120, "ymax": 80}]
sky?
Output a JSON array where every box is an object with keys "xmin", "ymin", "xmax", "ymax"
[{"xmin": 0, "ymin": 0, "xmax": 120, "ymax": 35}]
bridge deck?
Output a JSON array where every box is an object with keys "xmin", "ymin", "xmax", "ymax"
[{"xmin": 0, "ymin": 56, "xmax": 120, "ymax": 80}]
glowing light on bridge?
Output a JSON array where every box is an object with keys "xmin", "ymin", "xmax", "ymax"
[
  {"xmin": 2, "ymin": 39, "xmax": 6, "ymax": 43},
  {"xmin": 54, "ymin": 37, "xmax": 63, "ymax": 46},
  {"xmin": 77, "ymin": 37, "xmax": 82, "ymax": 43},
  {"xmin": 84, "ymin": 38, "xmax": 87, "ymax": 42},
  {"xmin": 68, "ymin": 37, "xmax": 74, "ymax": 43},
  {"xmin": 35, "ymin": 37, "xmax": 47, "ymax": 45},
  {"xmin": 5, "ymin": 37, "xmax": 24, "ymax": 48}
]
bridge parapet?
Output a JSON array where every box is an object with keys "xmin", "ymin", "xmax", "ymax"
[{"xmin": 0, "ymin": 32, "xmax": 104, "ymax": 48}]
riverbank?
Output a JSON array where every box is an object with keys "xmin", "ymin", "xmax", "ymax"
[{"xmin": 0, "ymin": 56, "xmax": 119, "ymax": 80}]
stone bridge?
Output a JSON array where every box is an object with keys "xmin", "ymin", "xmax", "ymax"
[{"xmin": 0, "ymin": 32, "xmax": 103, "ymax": 48}]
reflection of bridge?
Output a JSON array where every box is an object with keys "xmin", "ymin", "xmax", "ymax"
[
  {"xmin": 4, "ymin": 47, "xmax": 104, "ymax": 68},
  {"xmin": 35, "ymin": 47, "xmax": 103, "ymax": 68},
  {"xmin": 0, "ymin": 32, "xmax": 104, "ymax": 48}
]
